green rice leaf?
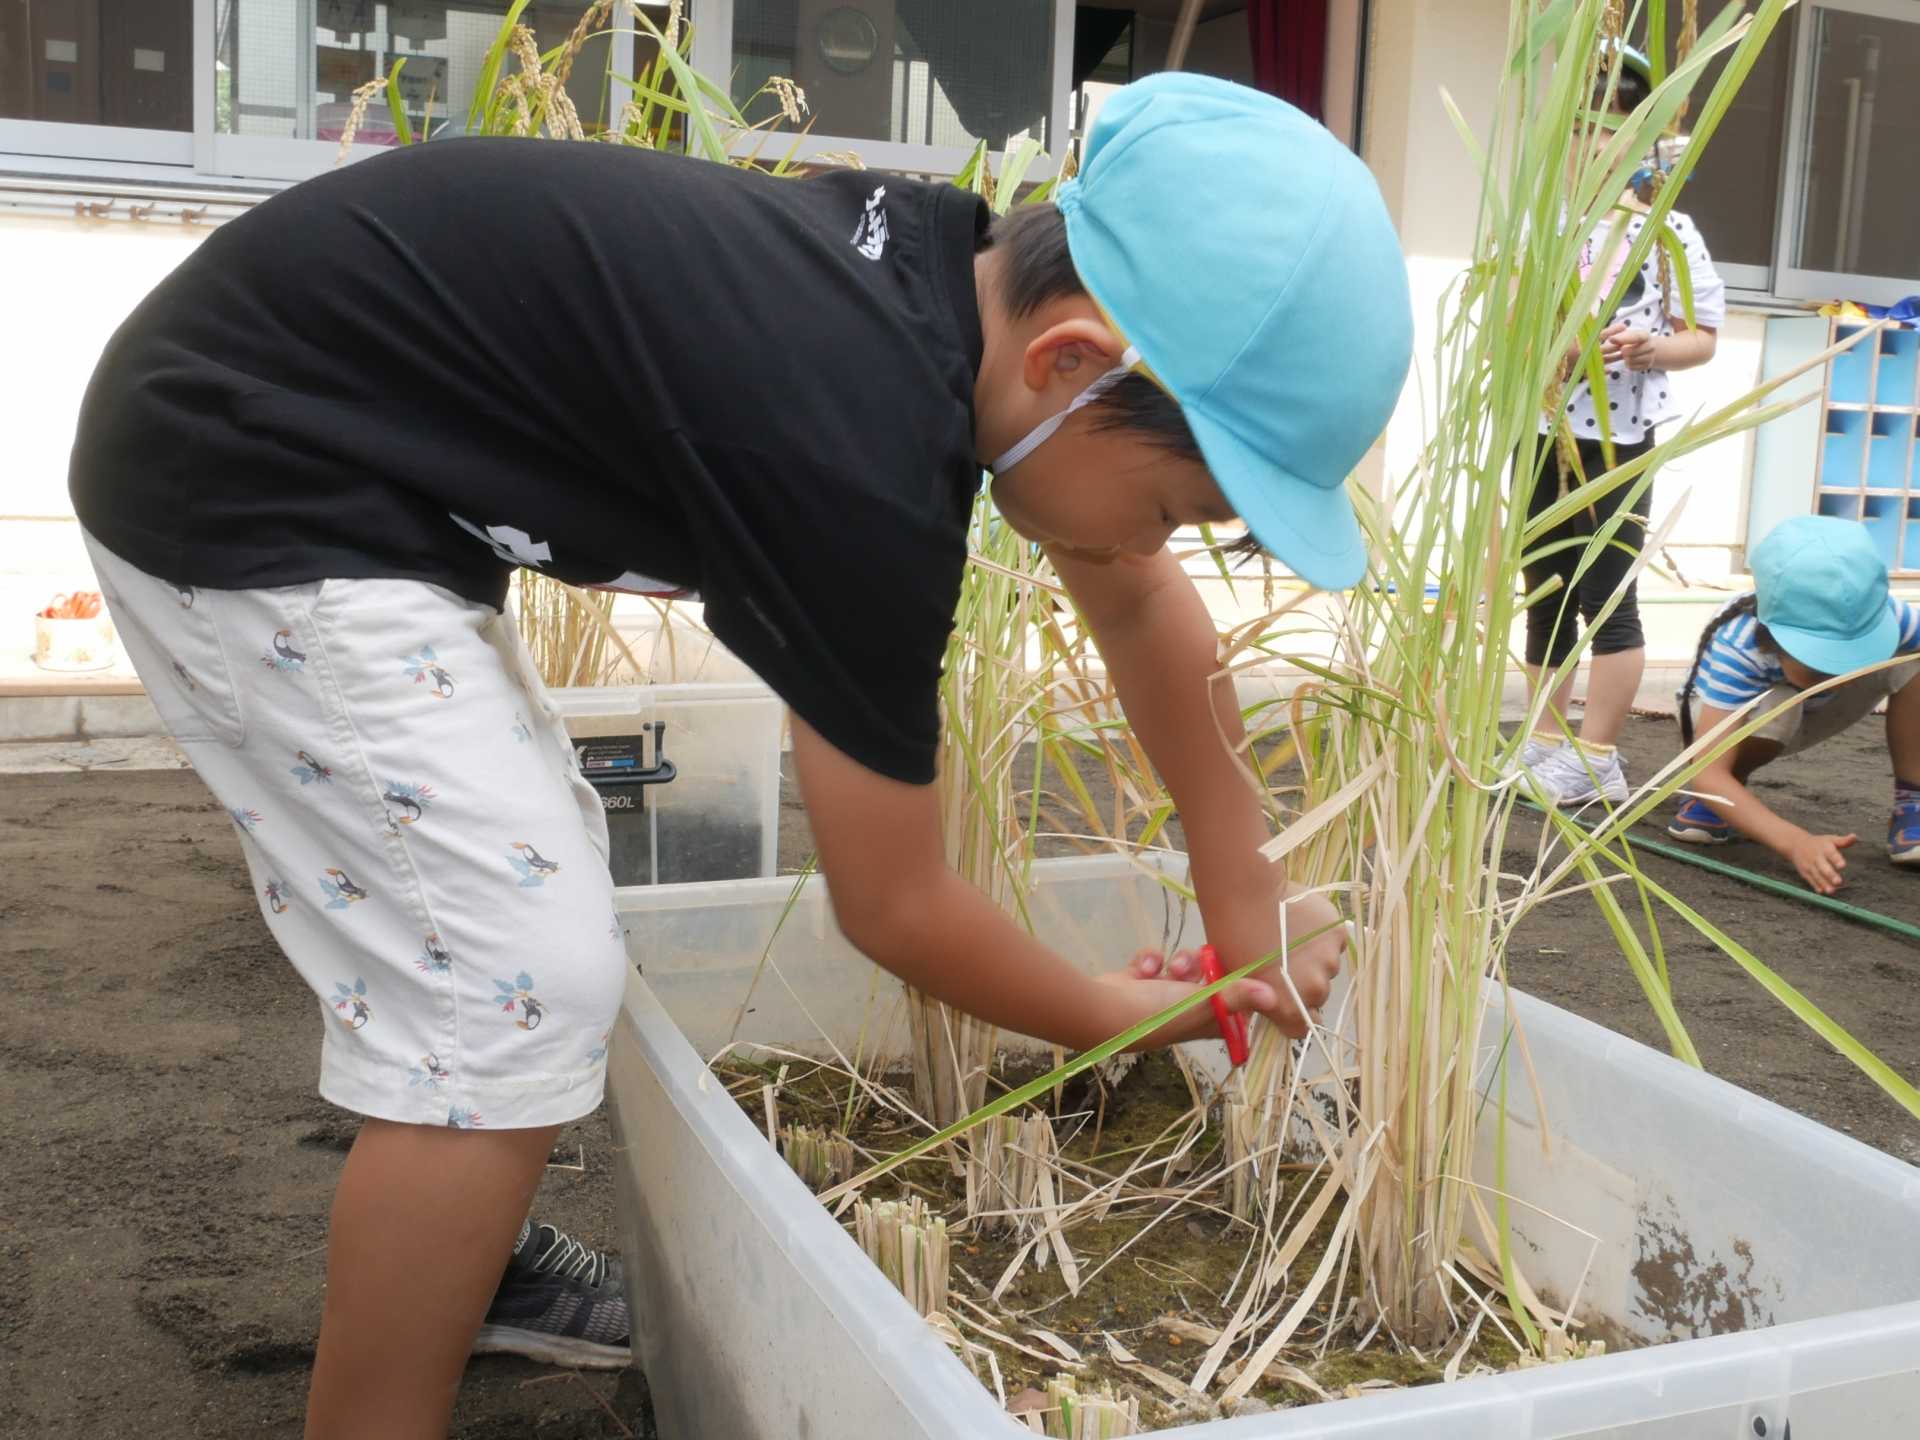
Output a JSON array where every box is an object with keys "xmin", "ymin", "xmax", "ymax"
[{"xmin": 385, "ymin": 58, "xmax": 414, "ymax": 147}]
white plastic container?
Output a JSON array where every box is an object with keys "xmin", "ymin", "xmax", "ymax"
[
  {"xmin": 32, "ymin": 613, "xmax": 117, "ymax": 672},
  {"xmin": 549, "ymin": 683, "xmax": 782, "ymax": 884},
  {"xmin": 605, "ymin": 856, "xmax": 1920, "ymax": 1438}
]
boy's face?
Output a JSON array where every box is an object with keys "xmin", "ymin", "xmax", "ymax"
[
  {"xmin": 989, "ymin": 425, "xmax": 1236, "ymax": 559},
  {"xmin": 1779, "ymin": 654, "xmax": 1828, "ymax": 690}
]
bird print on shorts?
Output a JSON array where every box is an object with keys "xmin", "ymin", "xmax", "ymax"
[
  {"xmin": 416, "ymin": 933, "xmax": 453, "ymax": 974},
  {"xmin": 261, "ymin": 628, "xmax": 306, "ymax": 672},
  {"xmin": 401, "ymin": 645, "xmax": 455, "ymax": 699},
  {"xmin": 290, "ymin": 750, "xmax": 334, "ymax": 786},
  {"xmin": 507, "ymin": 842, "xmax": 560, "ymax": 887},
  {"xmin": 408, "ymin": 1053, "xmax": 451, "ymax": 1089},
  {"xmin": 264, "ymin": 879, "xmax": 288, "ymax": 914},
  {"xmin": 331, "ymin": 978, "xmax": 372, "ymax": 1029},
  {"xmin": 319, "ymin": 868, "xmax": 369, "ymax": 909},
  {"xmin": 382, "ymin": 781, "xmax": 436, "ymax": 827},
  {"xmin": 229, "ymin": 807, "xmax": 262, "ymax": 835},
  {"xmin": 494, "ymin": 972, "xmax": 546, "ymax": 1031}
]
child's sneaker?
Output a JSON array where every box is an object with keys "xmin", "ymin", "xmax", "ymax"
[
  {"xmin": 473, "ymin": 1218, "xmax": 632, "ymax": 1369},
  {"xmin": 1668, "ymin": 797, "xmax": 1733, "ymax": 845},
  {"xmin": 1525, "ymin": 742, "xmax": 1629, "ymax": 806},
  {"xmin": 1891, "ymin": 797, "xmax": 1920, "ymax": 866},
  {"xmin": 1509, "ymin": 734, "xmax": 1562, "ymax": 778}
]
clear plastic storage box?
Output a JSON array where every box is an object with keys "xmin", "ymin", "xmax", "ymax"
[
  {"xmin": 605, "ymin": 855, "xmax": 1920, "ymax": 1437},
  {"xmin": 548, "ymin": 683, "xmax": 782, "ymax": 885}
]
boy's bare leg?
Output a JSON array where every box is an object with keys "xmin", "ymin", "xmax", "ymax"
[
  {"xmin": 1578, "ymin": 646, "xmax": 1645, "ymax": 747},
  {"xmin": 1889, "ymin": 672, "xmax": 1920, "ymax": 782},
  {"xmin": 305, "ymin": 1118, "xmax": 562, "ymax": 1440}
]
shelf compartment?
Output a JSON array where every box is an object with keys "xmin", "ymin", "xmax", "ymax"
[
  {"xmin": 1830, "ymin": 324, "xmax": 1876, "ymax": 406},
  {"xmin": 1877, "ymin": 327, "xmax": 1919, "ymax": 409},
  {"xmin": 1867, "ymin": 411, "xmax": 1914, "ymax": 492},
  {"xmin": 1822, "ymin": 407, "xmax": 1869, "ymax": 486}
]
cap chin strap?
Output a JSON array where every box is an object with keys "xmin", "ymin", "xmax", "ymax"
[{"xmin": 989, "ymin": 346, "xmax": 1142, "ymax": 475}]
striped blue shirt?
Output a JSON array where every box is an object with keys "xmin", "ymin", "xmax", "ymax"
[{"xmin": 1694, "ymin": 595, "xmax": 1920, "ymax": 709}]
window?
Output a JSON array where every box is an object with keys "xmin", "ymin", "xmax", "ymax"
[
  {"xmin": 718, "ymin": 1, "xmax": 1065, "ymax": 170},
  {"xmin": 217, "ymin": 1, "xmax": 605, "ymax": 146},
  {"xmin": 0, "ymin": 0, "xmax": 194, "ymax": 164},
  {"xmin": 1777, "ymin": 0, "xmax": 1920, "ymax": 305},
  {"xmin": 1652, "ymin": 14, "xmax": 1792, "ymax": 291},
  {"xmin": 0, "ymin": 1, "xmax": 193, "ymax": 130}
]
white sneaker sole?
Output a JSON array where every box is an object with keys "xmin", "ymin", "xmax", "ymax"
[
  {"xmin": 471, "ymin": 1322, "xmax": 632, "ymax": 1370},
  {"xmin": 1892, "ymin": 843, "xmax": 1920, "ymax": 866},
  {"xmin": 1667, "ymin": 824, "xmax": 1732, "ymax": 845}
]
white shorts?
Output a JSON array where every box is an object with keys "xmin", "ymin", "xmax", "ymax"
[{"xmin": 85, "ymin": 533, "xmax": 628, "ymax": 1130}]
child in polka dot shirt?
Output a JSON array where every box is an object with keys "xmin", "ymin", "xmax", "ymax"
[{"xmin": 1517, "ymin": 45, "xmax": 1726, "ymax": 809}]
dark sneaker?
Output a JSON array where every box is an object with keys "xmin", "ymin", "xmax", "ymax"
[
  {"xmin": 1891, "ymin": 797, "xmax": 1920, "ymax": 866},
  {"xmin": 1668, "ymin": 797, "xmax": 1733, "ymax": 845},
  {"xmin": 473, "ymin": 1218, "xmax": 632, "ymax": 1369}
]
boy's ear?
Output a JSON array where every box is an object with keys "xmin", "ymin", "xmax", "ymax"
[{"xmin": 1021, "ymin": 318, "xmax": 1128, "ymax": 395}]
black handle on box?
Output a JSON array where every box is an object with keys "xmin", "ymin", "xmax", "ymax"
[{"xmin": 586, "ymin": 760, "xmax": 677, "ymax": 789}]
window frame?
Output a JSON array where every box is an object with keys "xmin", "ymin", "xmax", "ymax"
[
  {"xmin": 2, "ymin": 1, "xmax": 1070, "ymax": 186},
  {"xmin": 1769, "ymin": 0, "xmax": 1920, "ymax": 308},
  {"xmin": 689, "ymin": 0, "xmax": 1073, "ymax": 181}
]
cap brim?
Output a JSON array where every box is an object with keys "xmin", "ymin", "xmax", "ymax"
[
  {"xmin": 1769, "ymin": 602, "xmax": 1901, "ymax": 678},
  {"xmin": 1188, "ymin": 407, "xmax": 1368, "ymax": 591}
]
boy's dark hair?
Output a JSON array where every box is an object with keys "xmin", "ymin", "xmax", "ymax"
[
  {"xmin": 981, "ymin": 204, "xmax": 1204, "ymax": 466},
  {"xmin": 1678, "ymin": 593, "xmax": 1778, "ymax": 744},
  {"xmin": 1595, "ymin": 56, "xmax": 1652, "ymax": 115}
]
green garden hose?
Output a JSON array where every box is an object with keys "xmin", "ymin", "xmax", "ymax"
[{"xmin": 1525, "ymin": 801, "xmax": 1920, "ymax": 943}]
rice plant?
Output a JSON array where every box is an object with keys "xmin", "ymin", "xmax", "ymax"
[
  {"xmin": 853, "ymin": 1194, "xmax": 951, "ymax": 1318},
  {"xmin": 1029, "ymin": 1378, "xmax": 1141, "ymax": 1439},
  {"xmin": 779, "ymin": 1123, "xmax": 856, "ymax": 1192},
  {"xmin": 1211, "ymin": 0, "xmax": 1844, "ymax": 1355}
]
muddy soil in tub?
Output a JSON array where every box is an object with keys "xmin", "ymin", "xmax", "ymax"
[{"xmin": 2, "ymin": 715, "xmax": 1914, "ymax": 1435}]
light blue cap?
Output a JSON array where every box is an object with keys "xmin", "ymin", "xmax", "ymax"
[
  {"xmin": 1055, "ymin": 73, "xmax": 1412, "ymax": 590},
  {"xmin": 1751, "ymin": 515, "xmax": 1899, "ymax": 675}
]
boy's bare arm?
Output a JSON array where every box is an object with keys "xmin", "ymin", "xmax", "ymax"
[
  {"xmin": 788, "ymin": 717, "xmax": 1279, "ymax": 1050},
  {"xmin": 1691, "ymin": 703, "xmax": 1854, "ymax": 894},
  {"xmin": 1047, "ymin": 544, "xmax": 1342, "ymax": 1035}
]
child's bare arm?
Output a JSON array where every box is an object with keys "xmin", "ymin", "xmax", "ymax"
[
  {"xmin": 1691, "ymin": 703, "xmax": 1855, "ymax": 894},
  {"xmin": 789, "ymin": 717, "xmax": 1279, "ymax": 1050},
  {"xmin": 1048, "ymin": 544, "xmax": 1343, "ymax": 1035}
]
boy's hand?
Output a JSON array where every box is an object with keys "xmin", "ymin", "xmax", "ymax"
[
  {"xmin": 1122, "ymin": 889, "xmax": 1346, "ymax": 1043},
  {"xmin": 1786, "ymin": 829, "xmax": 1856, "ymax": 895},
  {"xmin": 1599, "ymin": 323, "xmax": 1659, "ymax": 372},
  {"xmin": 1092, "ymin": 966, "xmax": 1277, "ymax": 1051}
]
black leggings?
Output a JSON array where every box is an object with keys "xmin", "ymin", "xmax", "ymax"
[{"xmin": 1522, "ymin": 433, "xmax": 1653, "ymax": 667}]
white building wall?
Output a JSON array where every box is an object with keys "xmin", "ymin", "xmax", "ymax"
[
  {"xmin": 0, "ymin": 213, "xmax": 214, "ymax": 652},
  {"xmin": 1359, "ymin": 0, "xmax": 1764, "ymax": 580}
]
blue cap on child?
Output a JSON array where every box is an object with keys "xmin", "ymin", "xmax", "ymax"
[
  {"xmin": 1751, "ymin": 515, "xmax": 1900, "ymax": 675},
  {"xmin": 1055, "ymin": 73, "xmax": 1413, "ymax": 591}
]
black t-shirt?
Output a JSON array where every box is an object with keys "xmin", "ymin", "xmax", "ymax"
[{"xmin": 70, "ymin": 139, "xmax": 989, "ymax": 784}]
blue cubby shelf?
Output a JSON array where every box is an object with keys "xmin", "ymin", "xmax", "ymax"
[
  {"xmin": 1830, "ymin": 324, "xmax": 1876, "ymax": 405},
  {"xmin": 1868, "ymin": 413, "xmax": 1911, "ymax": 491},
  {"xmin": 1863, "ymin": 495, "xmax": 1903, "ymax": 569},
  {"xmin": 1822, "ymin": 407, "xmax": 1867, "ymax": 486},
  {"xmin": 1877, "ymin": 327, "xmax": 1920, "ymax": 409},
  {"xmin": 1813, "ymin": 320, "xmax": 1920, "ymax": 575}
]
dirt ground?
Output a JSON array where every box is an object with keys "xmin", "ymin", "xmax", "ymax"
[
  {"xmin": 3, "ymin": 713, "xmax": 1915, "ymax": 1437},
  {"xmin": 1503, "ymin": 713, "xmax": 1920, "ymax": 1159}
]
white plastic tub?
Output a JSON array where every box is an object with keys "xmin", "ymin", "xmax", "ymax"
[
  {"xmin": 550, "ymin": 683, "xmax": 783, "ymax": 884},
  {"xmin": 605, "ymin": 856, "xmax": 1920, "ymax": 1438}
]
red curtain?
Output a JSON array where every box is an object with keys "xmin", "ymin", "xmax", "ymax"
[{"xmin": 1247, "ymin": 0, "xmax": 1331, "ymax": 121}]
